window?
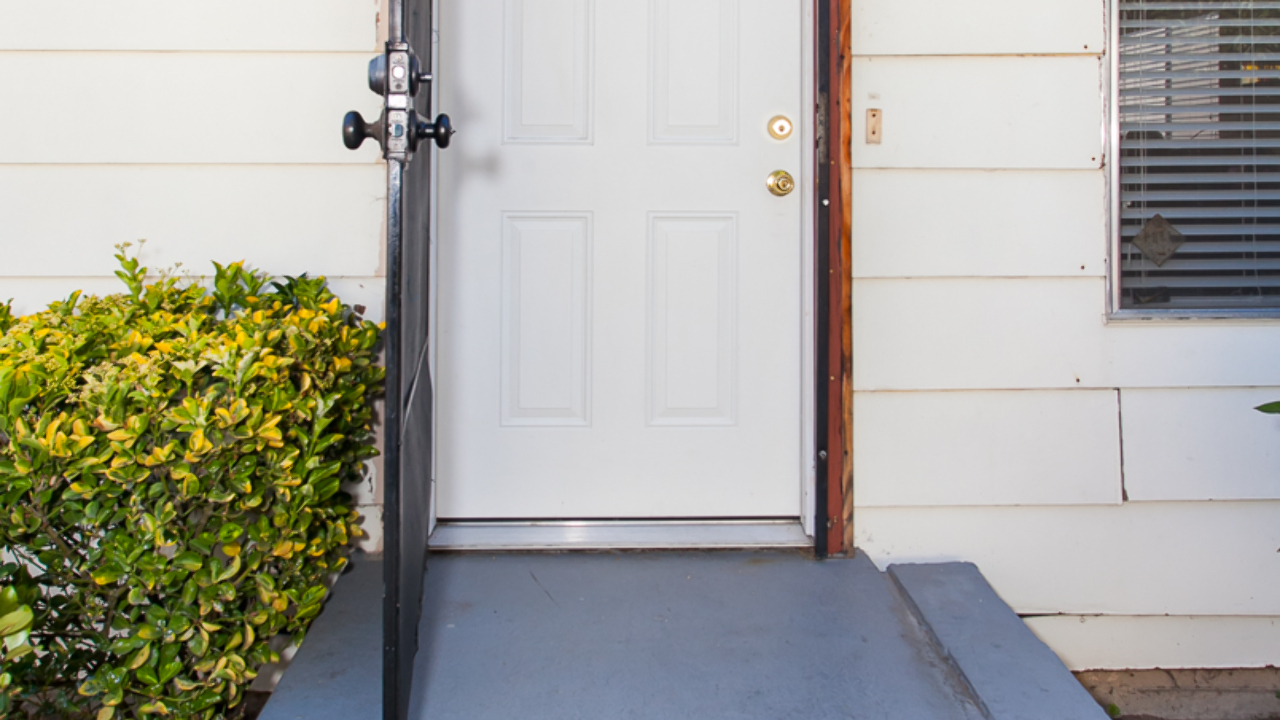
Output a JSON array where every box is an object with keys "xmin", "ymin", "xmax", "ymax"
[{"xmin": 1117, "ymin": 0, "xmax": 1280, "ymax": 312}]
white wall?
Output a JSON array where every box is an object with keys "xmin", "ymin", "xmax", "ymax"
[
  {"xmin": 0, "ymin": 1, "xmax": 387, "ymax": 551},
  {"xmin": 849, "ymin": 0, "xmax": 1280, "ymax": 670}
]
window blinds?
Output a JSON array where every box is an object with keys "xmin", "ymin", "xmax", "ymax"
[{"xmin": 1119, "ymin": 0, "xmax": 1280, "ymax": 309}]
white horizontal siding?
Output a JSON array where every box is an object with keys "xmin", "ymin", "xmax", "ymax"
[
  {"xmin": 2, "ymin": 165, "xmax": 384, "ymax": 278},
  {"xmin": 1122, "ymin": 388, "xmax": 1280, "ymax": 502},
  {"xmin": 1025, "ymin": 615, "xmax": 1280, "ymax": 670},
  {"xmin": 851, "ymin": 169, "xmax": 1106, "ymax": 278},
  {"xmin": 0, "ymin": 53, "xmax": 383, "ymax": 164},
  {"xmin": 855, "ymin": 502, "xmax": 1280, "ymax": 616},
  {"xmin": 0, "ymin": 277, "xmax": 386, "ymax": 323},
  {"xmin": 854, "ymin": 390, "xmax": 1122, "ymax": 507},
  {"xmin": 0, "ymin": 1, "xmax": 378, "ymax": 52},
  {"xmin": 853, "ymin": 278, "xmax": 1107, "ymax": 390},
  {"xmin": 850, "ymin": 56, "xmax": 1103, "ymax": 170},
  {"xmin": 851, "ymin": 0, "xmax": 1104, "ymax": 56},
  {"xmin": 853, "ymin": 278, "xmax": 1280, "ymax": 391}
]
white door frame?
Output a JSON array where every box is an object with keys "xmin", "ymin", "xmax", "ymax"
[{"xmin": 424, "ymin": 0, "xmax": 818, "ymax": 549}]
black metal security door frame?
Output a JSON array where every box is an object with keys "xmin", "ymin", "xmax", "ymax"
[{"xmin": 342, "ymin": 0, "xmax": 449, "ymax": 717}]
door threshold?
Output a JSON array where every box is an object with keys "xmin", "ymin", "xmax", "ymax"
[{"xmin": 429, "ymin": 519, "xmax": 812, "ymax": 551}]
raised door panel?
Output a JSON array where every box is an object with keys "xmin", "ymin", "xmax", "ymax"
[
  {"xmin": 501, "ymin": 214, "xmax": 593, "ymax": 426},
  {"xmin": 647, "ymin": 214, "xmax": 738, "ymax": 425},
  {"xmin": 649, "ymin": 0, "xmax": 739, "ymax": 144},
  {"xmin": 504, "ymin": 0, "xmax": 594, "ymax": 143}
]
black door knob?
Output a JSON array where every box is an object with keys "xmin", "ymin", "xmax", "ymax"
[
  {"xmin": 416, "ymin": 114, "xmax": 454, "ymax": 149},
  {"xmin": 343, "ymin": 110, "xmax": 384, "ymax": 150}
]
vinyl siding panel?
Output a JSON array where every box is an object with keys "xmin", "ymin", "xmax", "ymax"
[
  {"xmin": 851, "ymin": 169, "xmax": 1106, "ymax": 278},
  {"xmin": 1, "ymin": 165, "xmax": 384, "ymax": 278},
  {"xmin": 1025, "ymin": 615, "xmax": 1280, "ymax": 671},
  {"xmin": 854, "ymin": 502, "xmax": 1280, "ymax": 617},
  {"xmin": 850, "ymin": 56, "xmax": 1103, "ymax": 170},
  {"xmin": 851, "ymin": 0, "xmax": 1104, "ymax": 56},
  {"xmin": 853, "ymin": 277, "xmax": 1280, "ymax": 391},
  {"xmin": 1121, "ymin": 388, "xmax": 1280, "ymax": 502},
  {"xmin": 0, "ymin": 53, "xmax": 383, "ymax": 164},
  {"xmin": 853, "ymin": 389, "xmax": 1123, "ymax": 507},
  {"xmin": 0, "ymin": 1, "xmax": 378, "ymax": 52}
]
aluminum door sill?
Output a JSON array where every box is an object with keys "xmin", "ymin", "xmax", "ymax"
[{"xmin": 429, "ymin": 520, "xmax": 811, "ymax": 551}]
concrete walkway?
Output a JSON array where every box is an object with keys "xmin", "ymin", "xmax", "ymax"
[
  {"xmin": 413, "ymin": 551, "xmax": 984, "ymax": 720},
  {"xmin": 263, "ymin": 551, "xmax": 1107, "ymax": 720}
]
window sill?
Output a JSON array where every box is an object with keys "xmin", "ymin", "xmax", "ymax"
[{"xmin": 1108, "ymin": 309, "xmax": 1280, "ymax": 323}]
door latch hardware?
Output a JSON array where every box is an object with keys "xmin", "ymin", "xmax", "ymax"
[
  {"xmin": 342, "ymin": 44, "xmax": 451, "ymax": 161},
  {"xmin": 343, "ymin": 110, "xmax": 385, "ymax": 150},
  {"xmin": 767, "ymin": 170, "xmax": 796, "ymax": 196},
  {"xmin": 768, "ymin": 115, "xmax": 793, "ymax": 140},
  {"xmin": 416, "ymin": 113, "xmax": 454, "ymax": 149}
]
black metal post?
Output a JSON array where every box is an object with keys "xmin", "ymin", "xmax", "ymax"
[
  {"xmin": 381, "ymin": 159, "xmax": 405, "ymax": 720},
  {"xmin": 813, "ymin": 0, "xmax": 834, "ymax": 560}
]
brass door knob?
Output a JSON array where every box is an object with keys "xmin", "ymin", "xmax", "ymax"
[{"xmin": 767, "ymin": 170, "xmax": 795, "ymax": 196}]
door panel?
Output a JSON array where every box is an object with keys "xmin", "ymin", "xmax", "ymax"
[{"xmin": 437, "ymin": 0, "xmax": 804, "ymax": 520}]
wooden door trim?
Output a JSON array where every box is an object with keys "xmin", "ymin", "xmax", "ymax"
[{"xmin": 813, "ymin": 0, "xmax": 852, "ymax": 557}]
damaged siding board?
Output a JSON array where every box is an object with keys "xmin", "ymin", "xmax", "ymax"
[
  {"xmin": 850, "ymin": 56, "xmax": 1103, "ymax": 170},
  {"xmin": 853, "ymin": 277, "xmax": 1280, "ymax": 391},
  {"xmin": 1121, "ymin": 387, "xmax": 1280, "ymax": 502},
  {"xmin": 0, "ymin": 0, "xmax": 378, "ymax": 52},
  {"xmin": 1025, "ymin": 615, "xmax": 1280, "ymax": 671},
  {"xmin": 851, "ymin": 0, "xmax": 1104, "ymax": 56},
  {"xmin": 854, "ymin": 389, "xmax": 1122, "ymax": 507},
  {"xmin": 851, "ymin": 169, "xmax": 1106, "ymax": 278},
  {"xmin": 854, "ymin": 502, "xmax": 1280, "ymax": 617},
  {"xmin": 0, "ymin": 53, "xmax": 383, "ymax": 165},
  {"xmin": 0, "ymin": 165, "xmax": 385, "ymax": 279}
]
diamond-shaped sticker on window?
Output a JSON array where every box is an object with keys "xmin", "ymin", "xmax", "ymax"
[{"xmin": 1132, "ymin": 214, "xmax": 1185, "ymax": 267}]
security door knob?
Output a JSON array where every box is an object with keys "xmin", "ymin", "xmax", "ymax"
[
  {"xmin": 416, "ymin": 113, "xmax": 454, "ymax": 149},
  {"xmin": 343, "ymin": 110, "xmax": 385, "ymax": 150}
]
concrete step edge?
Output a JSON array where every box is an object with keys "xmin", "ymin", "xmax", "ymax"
[{"xmin": 887, "ymin": 562, "xmax": 1109, "ymax": 720}]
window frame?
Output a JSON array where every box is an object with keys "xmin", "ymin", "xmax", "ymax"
[{"xmin": 1107, "ymin": 0, "xmax": 1280, "ymax": 321}]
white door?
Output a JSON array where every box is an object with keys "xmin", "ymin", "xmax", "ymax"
[{"xmin": 436, "ymin": 0, "xmax": 805, "ymax": 520}]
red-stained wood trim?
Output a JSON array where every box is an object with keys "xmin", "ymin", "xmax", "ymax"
[
  {"xmin": 817, "ymin": 0, "xmax": 852, "ymax": 556},
  {"xmin": 837, "ymin": 0, "xmax": 853, "ymax": 555}
]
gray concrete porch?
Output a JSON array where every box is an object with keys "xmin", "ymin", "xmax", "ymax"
[{"xmin": 262, "ymin": 551, "xmax": 1106, "ymax": 720}]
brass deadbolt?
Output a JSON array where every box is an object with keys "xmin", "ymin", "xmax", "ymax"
[
  {"xmin": 767, "ymin": 170, "xmax": 796, "ymax": 196},
  {"xmin": 768, "ymin": 115, "xmax": 793, "ymax": 140}
]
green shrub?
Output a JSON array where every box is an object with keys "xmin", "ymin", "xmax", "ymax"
[
  {"xmin": 0, "ymin": 583, "xmax": 37, "ymax": 717},
  {"xmin": 0, "ymin": 249, "xmax": 383, "ymax": 719}
]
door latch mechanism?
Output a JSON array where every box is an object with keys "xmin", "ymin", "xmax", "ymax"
[{"xmin": 342, "ymin": 44, "xmax": 452, "ymax": 161}]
